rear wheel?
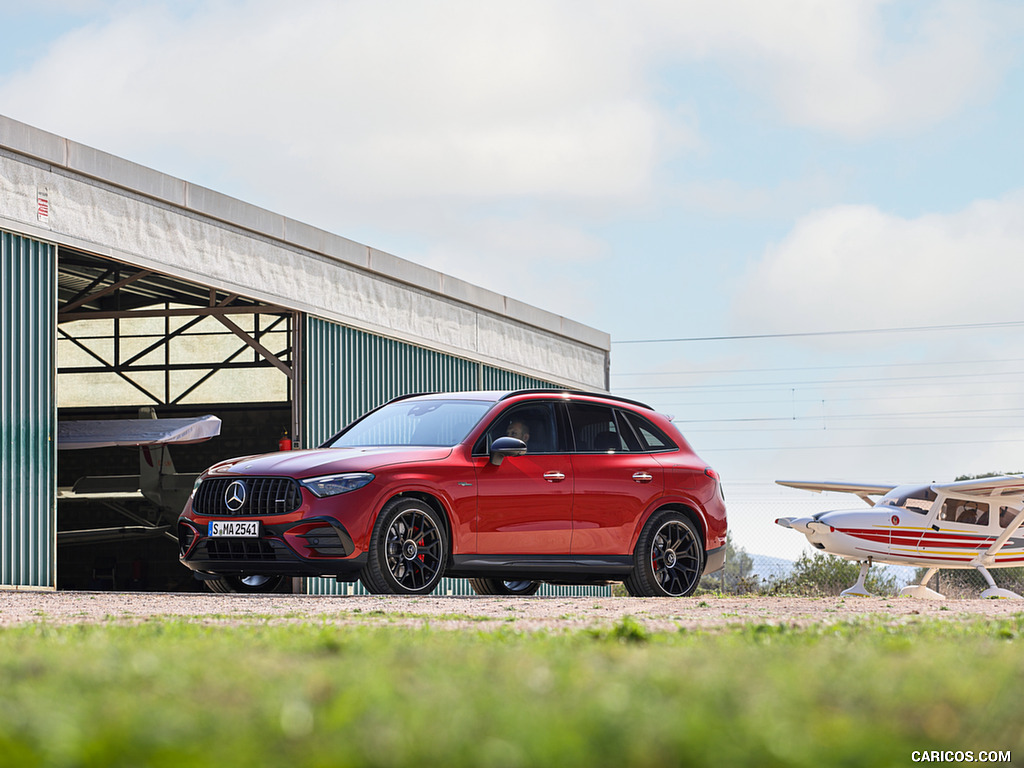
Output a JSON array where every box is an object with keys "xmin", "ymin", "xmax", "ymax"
[
  {"xmin": 468, "ymin": 578, "xmax": 541, "ymax": 596},
  {"xmin": 360, "ymin": 497, "xmax": 448, "ymax": 595},
  {"xmin": 204, "ymin": 574, "xmax": 287, "ymax": 593},
  {"xmin": 624, "ymin": 511, "xmax": 704, "ymax": 597}
]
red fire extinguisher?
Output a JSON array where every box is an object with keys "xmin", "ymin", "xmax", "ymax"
[{"xmin": 278, "ymin": 429, "xmax": 293, "ymax": 451}]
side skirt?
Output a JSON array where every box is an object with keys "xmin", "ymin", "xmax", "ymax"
[{"xmin": 449, "ymin": 554, "xmax": 633, "ymax": 582}]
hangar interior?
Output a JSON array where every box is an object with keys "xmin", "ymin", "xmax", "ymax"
[{"xmin": 57, "ymin": 248, "xmax": 296, "ymax": 590}]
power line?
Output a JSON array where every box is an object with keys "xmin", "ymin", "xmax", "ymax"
[
  {"xmin": 611, "ymin": 356, "xmax": 1024, "ymax": 378},
  {"xmin": 613, "ymin": 319, "xmax": 1024, "ymax": 345},
  {"xmin": 613, "ymin": 368, "xmax": 1024, "ymax": 393},
  {"xmin": 686, "ymin": 424, "xmax": 1024, "ymax": 435},
  {"xmin": 699, "ymin": 437, "xmax": 1024, "ymax": 452},
  {"xmin": 675, "ymin": 405, "xmax": 1024, "ymax": 425},
  {"xmin": 643, "ymin": 388, "xmax": 1024, "ymax": 410}
]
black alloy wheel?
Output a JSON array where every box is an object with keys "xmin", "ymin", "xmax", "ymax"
[
  {"xmin": 361, "ymin": 498, "xmax": 448, "ymax": 595},
  {"xmin": 624, "ymin": 511, "xmax": 704, "ymax": 597},
  {"xmin": 468, "ymin": 578, "xmax": 541, "ymax": 596}
]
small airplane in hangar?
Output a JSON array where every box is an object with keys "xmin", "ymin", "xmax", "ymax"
[
  {"xmin": 775, "ymin": 476, "xmax": 1024, "ymax": 599},
  {"xmin": 58, "ymin": 411, "xmax": 221, "ymax": 544}
]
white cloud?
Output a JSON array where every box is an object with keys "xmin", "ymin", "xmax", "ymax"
[
  {"xmin": 411, "ymin": 212, "xmax": 611, "ymax": 320},
  {"xmin": 0, "ymin": 0, "xmax": 675, "ymax": 207},
  {"xmin": 0, "ymin": 0, "xmax": 1017, "ymax": 321},
  {"xmin": 636, "ymin": 0, "xmax": 1015, "ymax": 139},
  {"xmin": 1, "ymin": 0, "xmax": 1013, "ymax": 214},
  {"xmin": 732, "ymin": 191, "xmax": 1024, "ymax": 332}
]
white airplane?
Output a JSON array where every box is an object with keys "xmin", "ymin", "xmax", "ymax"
[
  {"xmin": 775, "ymin": 476, "xmax": 1024, "ymax": 599},
  {"xmin": 58, "ymin": 411, "xmax": 221, "ymax": 543}
]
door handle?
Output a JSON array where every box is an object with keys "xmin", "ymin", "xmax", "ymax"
[
  {"xmin": 632, "ymin": 471, "xmax": 654, "ymax": 483},
  {"xmin": 543, "ymin": 471, "xmax": 566, "ymax": 482}
]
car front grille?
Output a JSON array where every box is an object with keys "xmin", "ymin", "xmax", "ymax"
[
  {"xmin": 198, "ymin": 537, "xmax": 280, "ymax": 561},
  {"xmin": 194, "ymin": 477, "xmax": 302, "ymax": 516}
]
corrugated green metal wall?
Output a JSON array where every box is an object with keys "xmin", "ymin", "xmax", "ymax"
[
  {"xmin": 1, "ymin": 231, "xmax": 56, "ymax": 589},
  {"xmin": 301, "ymin": 317, "xmax": 556, "ymax": 448},
  {"xmin": 301, "ymin": 316, "xmax": 611, "ymax": 597},
  {"xmin": 479, "ymin": 363, "xmax": 553, "ymax": 392},
  {"xmin": 302, "ymin": 318, "xmax": 479, "ymax": 448}
]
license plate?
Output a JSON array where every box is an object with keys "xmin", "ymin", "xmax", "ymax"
[{"xmin": 209, "ymin": 520, "xmax": 260, "ymax": 537}]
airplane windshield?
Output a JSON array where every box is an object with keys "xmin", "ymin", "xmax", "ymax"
[{"xmin": 879, "ymin": 485, "xmax": 935, "ymax": 514}]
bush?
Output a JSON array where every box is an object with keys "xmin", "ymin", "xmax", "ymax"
[
  {"xmin": 699, "ymin": 533, "xmax": 759, "ymax": 594},
  {"xmin": 767, "ymin": 552, "xmax": 898, "ymax": 597},
  {"xmin": 917, "ymin": 567, "xmax": 1024, "ymax": 598}
]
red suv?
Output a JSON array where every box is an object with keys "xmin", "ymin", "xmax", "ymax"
[{"xmin": 178, "ymin": 390, "xmax": 727, "ymax": 596}]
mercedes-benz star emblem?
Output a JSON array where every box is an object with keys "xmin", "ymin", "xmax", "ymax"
[{"xmin": 224, "ymin": 480, "xmax": 247, "ymax": 512}]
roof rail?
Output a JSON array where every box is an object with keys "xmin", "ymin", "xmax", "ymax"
[{"xmin": 499, "ymin": 389, "xmax": 654, "ymax": 411}]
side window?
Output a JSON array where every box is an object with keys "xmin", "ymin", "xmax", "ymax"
[
  {"xmin": 567, "ymin": 402, "xmax": 634, "ymax": 453},
  {"xmin": 477, "ymin": 402, "xmax": 562, "ymax": 454},
  {"xmin": 938, "ymin": 498, "xmax": 990, "ymax": 526},
  {"xmin": 620, "ymin": 411, "xmax": 676, "ymax": 452}
]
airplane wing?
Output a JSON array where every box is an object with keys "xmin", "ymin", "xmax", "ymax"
[
  {"xmin": 775, "ymin": 480, "xmax": 899, "ymax": 496},
  {"xmin": 935, "ymin": 475, "xmax": 1024, "ymax": 498},
  {"xmin": 776, "ymin": 480, "xmax": 899, "ymax": 507},
  {"xmin": 57, "ymin": 415, "xmax": 221, "ymax": 450}
]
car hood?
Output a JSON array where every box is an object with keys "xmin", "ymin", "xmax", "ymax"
[{"xmin": 207, "ymin": 446, "xmax": 454, "ymax": 478}]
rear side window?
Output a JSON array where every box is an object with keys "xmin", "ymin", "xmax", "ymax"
[
  {"xmin": 620, "ymin": 411, "xmax": 676, "ymax": 452},
  {"xmin": 566, "ymin": 403, "xmax": 642, "ymax": 453}
]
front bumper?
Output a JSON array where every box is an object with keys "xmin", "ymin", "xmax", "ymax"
[{"xmin": 178, "ymin": 516, "xmax": 367, "ymax": 579}]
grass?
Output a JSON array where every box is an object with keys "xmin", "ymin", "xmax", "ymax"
[{"xmin": 1, "ymin": 616, "xmax": 1023, "ymax": 767}]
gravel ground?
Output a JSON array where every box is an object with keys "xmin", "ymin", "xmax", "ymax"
[{"xmin": 2, "ymin": 590, "xmax": 1023, "ymax": 631}]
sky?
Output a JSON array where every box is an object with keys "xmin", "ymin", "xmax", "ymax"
[{"xmin": 3, "ymin": 0, "xmax": 1024, "ymax": 562}]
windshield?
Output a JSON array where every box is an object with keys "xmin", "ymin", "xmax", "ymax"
[
  {"xmin": 329, "ymin": 399, "xmax": 493, "ymax": 448},
  {"xmin": 878, "ymin": 484, "xmax": 935, "ymax": 514}
]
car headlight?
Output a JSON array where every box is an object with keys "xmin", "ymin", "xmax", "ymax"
[
  {"xmin": 300, "ymin": 472, "xmax": 375, "ymax": 498},
  {"xmin": 191, "ymin": 477, "xmax": 203, "ymax": 498}
]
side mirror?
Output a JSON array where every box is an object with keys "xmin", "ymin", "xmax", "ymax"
[{"xmin": 489, "ymin": 436, "xmax": 527, "ymax": 466}]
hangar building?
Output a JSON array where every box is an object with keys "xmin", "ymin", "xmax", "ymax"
[{"xmin": 0, "ymin": 115, "xmax": 610, "ymax": 593}]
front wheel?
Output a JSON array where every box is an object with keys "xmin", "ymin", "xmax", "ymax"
[
  {"xmin": 624, "ymin": 511, "xmax": 704, "ymax": 597},
  {"xmin": 204, "ymin": 574, "xmax": 287, "ymax": 593},
  {"xmin": 360, "ymin": 498, "xmax": 448, "ymax": 595},
  {"xmin": 468, "ymin": 578, "xmax": 541, "ymax": 596}
]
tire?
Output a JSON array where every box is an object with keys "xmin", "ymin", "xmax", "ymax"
[
  {"xmin": 204, "ymin": 574, "xmax": 287, "ymax": 594},
  {"xmin": 468, "ymin": 578, "xmax": 541, "ymax": 596},
  {"xmin": 359, "ymin": 497, "xmax": 448, "ymax": 595},
  {"xmin": 624, "ymin": 511, "xmax": 704, "ymax": 597}
]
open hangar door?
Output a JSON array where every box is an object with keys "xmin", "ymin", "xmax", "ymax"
[{"xmin": 56, "ymin": 247, "xmax": 296, "ymax": 591}]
